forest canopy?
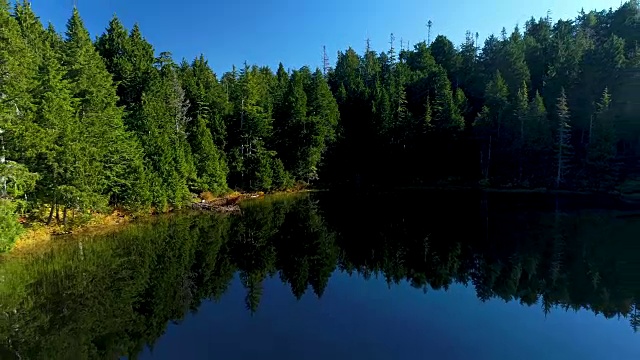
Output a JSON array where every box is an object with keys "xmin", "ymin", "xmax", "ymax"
[{"xmin": 2, "ymin": 1, "xmax": 640, "ymax": 249}]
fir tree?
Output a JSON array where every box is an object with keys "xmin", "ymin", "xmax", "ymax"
[
  {"xmin": 191, "ymin": 115, "xmax": 228, "ymax": 194},
  {"xmin": 555, "ymin": 88, "xmax": 573, "ymax": 188},
  {"xmin": 587, "ymin": 88, "xmax": 617, "ymax": 189},
  {"xmin": 525, "ymin": 91, "xmax": 552, "ymax": 185},
  {"xmin": 140, "ymin": 60, "xmax": 196, "ymax": 207}
]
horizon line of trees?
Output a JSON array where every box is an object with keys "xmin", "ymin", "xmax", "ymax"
[{"xmin": 3, "ymin": 1, "xmax": 640, "ymax": 249}]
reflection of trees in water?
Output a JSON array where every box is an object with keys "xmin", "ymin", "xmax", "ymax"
[
  {"xmin": 1, "ymin": 192, "xmax": 639, "ymax": 358},
  {"xmin": 323, "ymin": 192, "xmax": 640, "ymax": 330}
]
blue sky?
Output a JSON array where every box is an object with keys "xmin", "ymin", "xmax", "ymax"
[{"xmin": 28, "ymin": 0, "xmax": 621, "ymax": 75}]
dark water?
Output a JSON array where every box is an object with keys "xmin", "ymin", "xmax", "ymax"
[{"xmin": 1, "ymin": 191, "xmax": 640, "ymax": 359}]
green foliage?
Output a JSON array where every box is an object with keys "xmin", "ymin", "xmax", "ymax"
[
  {"xmin": 139, "ymin": 64, "xmax": 195, "ymax": 207},
  {"xmin": 555, "ymin": 88, "xmax": 573, "ymax": 188},
  {"xmin": 587, "ymin": 88, "xmax": 618, "ymax": 189},
  {"xmin": 0, "ymin": 199, "xmax": 22, "ymax": 251},
  {"xmin": 62, "ymin": 9, "xmax": 150, "ymax": 210},
  {"xmin": 0, "ymin": 161, "xmax": 37, "ymax": 199},
  {"xmin": 191, "ymin": 116, "xmax": 228, "ymax": 194},
  {"xmin": 1, "ymin": 1, "xmax": 640, "ymax": 223}
]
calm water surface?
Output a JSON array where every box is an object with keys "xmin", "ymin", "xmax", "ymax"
[{"xmin": 1, "ymin": 191, "xmax": 640, "ymax": 359}]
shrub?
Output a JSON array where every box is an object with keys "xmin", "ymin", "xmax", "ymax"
[{"xmin": 0, "ymin": 199, "xmax": 23, "ymax": 252}]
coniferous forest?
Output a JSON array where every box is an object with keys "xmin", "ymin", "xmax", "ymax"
[{"xmin": 3, "ymin": 1, "xmax": 640, "ymax": 248}]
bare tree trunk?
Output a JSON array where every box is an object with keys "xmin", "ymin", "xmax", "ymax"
[
  {"xmin": 47, "ymin": 202, "xmax": 55, "ymax": 225},
  {"xmin": 519, "ymin": 118, "xmax": 524, "ymax": 184},
  {"xmin": 556, "ymin": 144, "xmax": 562, "ymax": 189},
  {"xmin": 486, "ymin": 135, "xmax": 493, "ymax": 181},
  {"xmin": 55, "ymin": 203, "xmax": 60, "ymax": 224},
  {"xmin": 63, "ymin": 207, "xmax": 68, "ymax": 226}
]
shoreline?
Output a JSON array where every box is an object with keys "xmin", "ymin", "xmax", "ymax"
[
  {"xmin": 10, "ymin": 189, "xmax": 312, "ymax": 255},
  {"xmin": 8, "ymin": 185, "xmax": 638, "ymax": 255}
]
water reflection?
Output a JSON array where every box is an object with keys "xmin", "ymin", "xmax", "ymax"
[{"xmin": 1, "ymin": 191, "xmax": 639, "ymax": 359}]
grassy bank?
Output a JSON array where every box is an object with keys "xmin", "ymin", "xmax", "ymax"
[
  {"xmin": 10, "ymin": 192, "xmax": 240, "ymax": 254},
  {"xmin": 8, "ymin": 188, "xmax": 318, "ymax": 255}
]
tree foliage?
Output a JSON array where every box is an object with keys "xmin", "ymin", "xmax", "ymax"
[{"xmin": 2, "ymin": 3, "xmax": 640, "ymax": 250}]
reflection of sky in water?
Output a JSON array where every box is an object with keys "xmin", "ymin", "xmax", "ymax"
[{"xmin": 140, "ymin": 271, "xmax": 640, "ymax": 360}]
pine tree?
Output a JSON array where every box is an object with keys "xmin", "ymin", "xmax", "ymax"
[
  {"xmin": 501, "ymin": 26, "xmax": 531, "ymax": 99},
  {"xmin": 33, "ymin": 33, "xmax": 82, "ymax": 220},
  {"xmin": 282, "ymin": 68, "xmax": 309, "ymax": 179},
  {"xmin": 555, "ymin": 88, "xmax": 573, "ymax": 188},
  {"xmin": 454, "ymin": 88, "xmax": 468, "ymax": 119},
  {"xmin": 96, "ymin": 18, "xmax": 157, "ymax": 133},
  {"xmin": 430, "ymin": 35, "xmax": 460, "ymax": 84},
  {"xmin": 0, "ymin": 0, "xmax": 39, "ymax": 240},
  {"xmin": 430, "ymin": 66, "xmax": 464, "ymax": 132},
  {"xmin": 485, "ymin": 71, "xmax": 510, "ymax": 131},
  {"xmin": 14, "ymin": 1, "xmax": 46, "ymax": 60},
  {"xmin": 306, "ymin": 68, "xmax": 340, "ymax": 180},
  {"xmin": 94, "ymin": 15, "xmax": 129, "ymax": 88},
  {"xmin": 179, "ymin": 55, "xmax": 230, "ymax": 150},
  {"xmin": 140, "ymin": 59, "xmax": 196, "ymax": 207},
  {"xmin": 0, "ymin": 0, "xmax": 38, "ymax": 163},
  {"xmin": 525, "ymin": 91, "xmax": 552, "ymax": 185},
  {"xmin": 191, "ymin": 115, "xmax": 228, "ymax": 194},
  {"xmin": 587, "ymin": 88, "xmax": 617, "ymax": 189},
  {"xmin": 62, "ymin": 9, "xmax": 150, "ymax": 209},
  {"xmin": 473, "ymin": 105, "xmax": 493, "ymax": 183},
  {"xmin": 514, "ymin": 83, "xmax": 529, "ymax": 182},
  {"xmin": 228, "ymin": 64, "xmax": 275, "ymax": 190}
]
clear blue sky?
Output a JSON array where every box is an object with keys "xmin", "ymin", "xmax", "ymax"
[{"xmin": 28, "ymin": 0, "xmax": 621, "ymax": 75}]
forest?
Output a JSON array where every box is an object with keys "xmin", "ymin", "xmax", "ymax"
[
  {"xmin": 1, "ymin": 192, "xmax": 639, "ymax": 358},
  {"xmin": 3, "ymin": 1, "xmax": 640, "ymax": 249}
]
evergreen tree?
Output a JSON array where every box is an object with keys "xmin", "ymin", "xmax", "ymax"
[
  {"xmin": 306, "ymin": 68, "xmax": 340, "ymax": 179},
  {"xmin": 485, "ymin": 71, "xmax": 509, "ymax": 131},
  {"xmin": 587, "ymin": 88, "xmax": 617, "ymax": 189},
  {"xmin": 430, "ymin": 35, "xmax": 460, "ymax": 84},
  {"xmin": 555, "ymin": 88, "xmax": 573, "ymax": 188},
  {"xmin": 430, "ymin": 65, "xmax": 464, "ymax": 132},
  {"xmin": 33, "ymin": 33, "xmax": 82, "ymax": 220},
  {"xmin": 139, "ymin": 57, "xmax": 196, "ymax": 208},
  {"xmin": 190, "ymin": 115, "xmax": 228, "ymax": 194},
  {"xmin": 96, "ymin": 18, "xmax": 157, "ymax": 132},
  {"xmin": 473, "ymin": 106, "xmax": 493, "ymax": 182},
  {"xmin": 229, "ymin": 64, "xmax": 276, "ymax": 190},
  {"xmin": 501, "ymin": 26, "xmax": 531, "ymax": 99},
  {"xmin": 179, "ymin": 55, "xmax": 230, "ymax": 150},
  {"xmin": 0, "ymin": 0, "xmax": 38, "ymax": 238},
  {"xmin": 63, "ymin": 9, "xmax": 150, "ymax": 209},
  {"xmin": 524, "ymin": 91, "xmax": 552, "ymax": 186},
  {"xmin": 280, "ymin": 68, "xmax": 309, "ymax": 177},
  {"xmin": 0, "ymin": 0, "xmax": 38, "ymax": 163},
  {"xmin": 513, "ymin": 83, "xmax": 529, "ymax": 182},
  {"xmin": 14, "ymin": 1, "xmax": 46, "ymax": 60}
]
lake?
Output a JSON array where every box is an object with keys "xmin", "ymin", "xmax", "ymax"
[{"xmin": 1, "ymin": 190, "xmax": 640, "ymax": 359}]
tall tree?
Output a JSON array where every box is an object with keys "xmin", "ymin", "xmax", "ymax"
[
  {"xmin": 555, "ymin": 88, "xmax": 573, "ymax": 188},
  {"xmin": 430, "ymin": 65, "xmax": 464, "ymax": 132},
  {"xmin": 96, "ymin": 18, "xmax": 157, "ymax": 133},
  {"xmin": 524, "ymin": 91, "xmax": 552, "ymax": 186},
  {"xmin": 586, "ymin": 88, "xmax": 617, "ymax": 189},
  {"xmin": 179, "ymin": 55, "xmax": 230, "ymax": 150},
  {"xmin": 62, "ymin": 9, "xmax": 150, "ymax": 208},
  {"xmin": 0, "ymin": 0, "xmax": 39, "ymax": 245},
  {"xmin": 513, "ymin": 83, "xmax": 529, "ymax": 182},
  {"xmin": 140, "ymin": 56, "xmax": 197, "ymax": 208},
  {"xmin": 430, "ymin": 35, "xmax": 460, "ymax": 85},
  {"xmin": 190, "ymin": 115, "xmax": 228, "ymax": 194}
]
